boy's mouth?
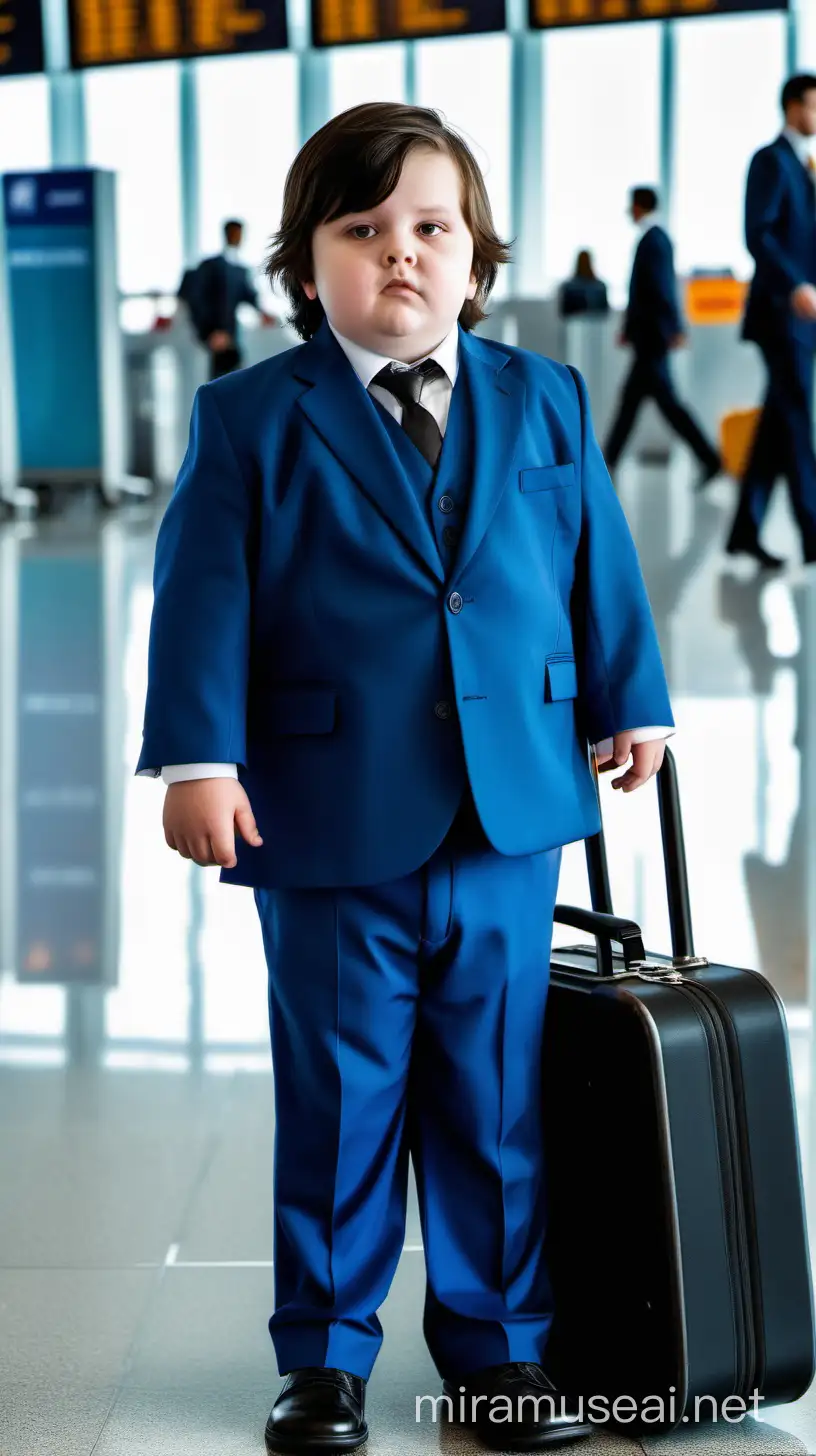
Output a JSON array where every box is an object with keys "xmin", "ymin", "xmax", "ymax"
[{"xmin": 382, "ymin": 279, "xmax": 419, "ymax": 296}]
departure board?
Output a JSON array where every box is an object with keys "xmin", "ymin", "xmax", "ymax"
[
  {"xmin": 529, "ymin": 0, "xmax": 786, "ymax": 26},
  {"xmin": 311, "ymin": 0, "xmax": 505, "ymax": 47},
  {"xmin": 68, "ymin": 0, "xmax": 287, "ymax": 68},
  {"xmin": 0, "ymin": 0, "xmax": 45, "ymax": 77}
]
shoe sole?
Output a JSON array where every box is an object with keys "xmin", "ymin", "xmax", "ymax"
[
  {"xmin": 476, "ymin": 1426, "xmax": 594, "ymax": 1451},
  {"xmin": 264, "ymin": 1422, "xmax": 369, "ymax": 1453},
  {"xmin": 441, "ymin": 1387, "xmax": 593, "ymax": 1451}
]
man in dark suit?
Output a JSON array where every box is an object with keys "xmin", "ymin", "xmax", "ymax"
[
  {"xmin": 725, "ymin": 74, "xmax": 816, "ymax": 571},
  {"xmin": 185, "ymin": 219, "xmax": 276, "ymax": 380},
  {"xmin": 604, "ymin": 187, "xmax": 721, "ymax": 489}
]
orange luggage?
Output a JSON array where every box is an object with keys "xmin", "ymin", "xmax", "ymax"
[{"xmin": 720, "ymin": 407, "xmax": 761, "ymax": 479}]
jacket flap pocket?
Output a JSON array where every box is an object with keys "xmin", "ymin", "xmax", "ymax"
[
  {"xmin": 268, "ymin": 688, "xmax": 337, "ymax": 736},
  {"xmin": 545, "ymin": 658, "xmax": 578, "ymax": 702},
  {"xmin": 520, "ymin": 463, "xmax": 576, "ymax": 493}
]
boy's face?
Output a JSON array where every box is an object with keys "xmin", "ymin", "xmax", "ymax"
[{"xmin": 301, "ymin": 146, "xmax": 478, "ymax": 362}]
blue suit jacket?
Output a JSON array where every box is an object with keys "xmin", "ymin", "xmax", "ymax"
[
  {"xmin": 743, "ymin": 134, "xmax": 816, "ymax": 348},
  {"xmin": 136, "ymin": 321, "xmax": 673, "ymax": 889},
  {"xmin": 624, "ymin": 225, "xmax": 683, "ymax": 357}
]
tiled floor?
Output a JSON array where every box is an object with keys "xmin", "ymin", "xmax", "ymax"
[{"xmin": 1, "ymin": 451, "xmax": 816, "ymax": 1454}]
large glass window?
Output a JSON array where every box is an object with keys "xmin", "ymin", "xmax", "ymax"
[
  {"xmin": 196, "ymin": 51, "xmax": 299, "ymax": 283},
  {"xmin": 673, "ymin": 14, "xmax": 787, "ymax": 278},
  {"xmin": 330, "ymin": 41, "xmax": 406, "ymax": 114},
  {"xmin": 415, "ymin": 34, "xmax": 511, "ymax": 296},
  {"xmin": 796, "ymin": 0, "xmax": 816, "ymax": 70},
  {"xmin": 0, "ymin": 77, "xmax": 50, "ymax": 174},
  {"xmin": 85, "ymin": 63, "xmax": 183, "ymax": 296},
  {"xmin": 541, "ymin": 23, "xmax": 661, "ymax": 306}
]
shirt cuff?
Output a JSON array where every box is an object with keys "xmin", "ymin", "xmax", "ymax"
[
  {"xmin": 593, "ymin": 727, "xmax": 675, "ymax": 758},
  {"xmin": 161, "ymin": 763, "xmax": 239, "ymax": 785}
]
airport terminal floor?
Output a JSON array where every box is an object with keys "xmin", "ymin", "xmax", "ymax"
[{"xmin": 2, "ymin": 449, "xmax": 816, "ymax": 1455}]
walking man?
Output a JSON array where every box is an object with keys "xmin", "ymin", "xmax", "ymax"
[
  {"xmin": 725, "ymin": 74, "xmax": 816, "ymax": 570},
  {"xmin": 604, "ymin": 187, "xmax": 721, "ymax": 489}
]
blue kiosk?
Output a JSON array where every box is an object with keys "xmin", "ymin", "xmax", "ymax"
[{"xmin": 1, "ymin": 167, "xmax": 148, "ymax": 506}]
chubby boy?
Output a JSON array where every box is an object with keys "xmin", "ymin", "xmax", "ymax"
[{"xmin": 137, "ymin": 103, "xmax": 673, "ymax": 1453}]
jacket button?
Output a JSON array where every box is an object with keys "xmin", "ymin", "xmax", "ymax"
[
  {"xmin": 443, "ymin": 526, "xmax": 459, "ymax": 548},
  {"xmin": 448, "ymin": 591, "xmax": 463, "ymax": 614},
  {"xmin": 434, "ymin": 700, "xmax": 452, "ymax": 720},
  {"xmin": 438, "ymin": 494, "xmax": 455, "ymax": 515}
]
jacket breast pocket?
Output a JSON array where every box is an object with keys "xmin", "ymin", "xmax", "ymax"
[
  {"xmin": 520, "ymin": 463, "xmax": 576, "ymax": 494},
  {"xmin": 266, "ymin": 687, "xmax": 337, "ymax": 736},
  {"xmin": 545, "ymin": 656, "xmax": 578, "ymax": 702}
]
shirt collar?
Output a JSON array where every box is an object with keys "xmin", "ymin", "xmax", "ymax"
[
  {"xmin": 783, "ymin": 126, "xmax": 813, "ymax": 169},
  {"xmin": 327, "ymin": 319, "xmax": 459, "ymax": 391},
  {"xmin": 637, "ymin": 214, "xmax": 660, "ymax": 237}
]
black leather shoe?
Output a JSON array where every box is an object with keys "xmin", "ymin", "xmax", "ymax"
[
  {"xmin": 725, "ymin": 540, "xmax": 786, "ymax": 571},
  {"xmin": 442, "ymin": 1362, "xmax": 593, "ymax": 1450},
  {"xmin": 265, "ymin": 1367, "xmax": 368, "ymax": 1452}
]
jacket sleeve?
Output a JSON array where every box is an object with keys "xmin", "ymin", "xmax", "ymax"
[
  {"xmin": 745, "ymin": 149, "xmax": 805, "ymax": 295},
  {"xmin": 567, "ymin": 366, "xmax": 674, "ymax": 746},
  {"xmin": 241, "ymin": 267, "xmax": 260, "ymax": 310},
  {"xmin": 657, "ymin": 232, "xmax": 684, "ymax": 336},
  {"xmin": 135, "ymin": 386, "xmax": 254, "ymax": 775}
]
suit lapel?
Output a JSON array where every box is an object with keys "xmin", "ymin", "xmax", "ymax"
[
  {"xmin": 778, "ymin": 134, "xmax": 813, "ymax": 199},
  {"xmin": 292, "ymin": 322, "xmax": 444, "ymax": 583},
  {"xmin": 450, "ymin": 327, "xmax": 526, "ymax": 582}
]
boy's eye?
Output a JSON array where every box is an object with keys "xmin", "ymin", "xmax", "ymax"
[{"xmin": 346, "ymin": 222, "xmax": 444, "ymax": 239}]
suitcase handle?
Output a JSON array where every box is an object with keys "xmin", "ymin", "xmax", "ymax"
[
  {"xmin": 553, "ymin": 905, "xmax": 646, "ymax": 977},
  {"xmin": 586, "ymin": 744, "xmax": 697, "ymax": 962}
]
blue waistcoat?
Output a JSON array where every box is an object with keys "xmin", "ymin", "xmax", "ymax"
[
  {"xmin": 371, "ymin": 362, "xmax": 473, "ymax": 583},
  {"xmin": 373, "ymin": 369, "xmax": 488, "ymax": 844}
]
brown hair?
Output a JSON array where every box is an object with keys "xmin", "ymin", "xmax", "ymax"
[{"xmin": 266, "ymin": 102, "xmax": 512, "ymax": 341}]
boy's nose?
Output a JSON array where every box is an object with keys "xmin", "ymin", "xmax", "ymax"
[{"xmin": 383, "ymin": 236, "xmax": 417, "ymax": 265}]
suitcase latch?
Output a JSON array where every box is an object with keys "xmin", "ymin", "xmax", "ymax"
[{"xmin": 629, "ymin": 959, "xmax": 685, "ymax": 984}]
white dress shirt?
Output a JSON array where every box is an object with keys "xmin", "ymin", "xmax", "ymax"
[
  {"xmin": 782, "ymin": 125, "xmax": 816, "ymax": 173},
  {"xmin": 160, "ymin": 321, "xmax": 671, "ymax": 784}
]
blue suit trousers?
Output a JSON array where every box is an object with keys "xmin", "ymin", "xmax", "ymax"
[{"xmin": 254, "ymin": 822, "xmax": 561, "ymax": 1382}]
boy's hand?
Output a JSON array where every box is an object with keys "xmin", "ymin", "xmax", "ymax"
[
  {"xmin": 163, "ymin": 779, "xmax": 263, "ymax": 868},
  {"xmin": 596, "ymin": 733, "xmax": 666, "ymax": 793}
]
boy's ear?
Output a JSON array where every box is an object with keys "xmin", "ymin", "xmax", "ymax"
[
  {"xmin": 301, "ymin": 280, "xmax": 318, "ymax": 301},
  {"xmin": 465, "ymin": 268, "xmax": 478, "ymax": 301}
]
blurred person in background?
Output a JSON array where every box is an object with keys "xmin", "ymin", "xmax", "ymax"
[
  {"xmin": 603, "ymin": 186, "xmax": 721, "ymax": 490},
  {"xmin": 180, "ymin": 218, "xmax": 277, "ymax": 379},
  {"xmin": 557, "ymin": 249, "xmax": 609, "ymax": 318},
  {"xmin": 724, "ymin": 74, "xmax": 816, "ymax": 571}
]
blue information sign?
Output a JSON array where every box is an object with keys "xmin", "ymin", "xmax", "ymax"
[
  {"xmin": 3, "ymin": 171, "xmax": 102, "ymax": 474},
  {"xmin": 0, "ymin": 0, "xmax": 45, "ymax": 77}
]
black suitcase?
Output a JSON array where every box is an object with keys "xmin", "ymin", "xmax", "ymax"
[{"xmin": 542, "ymin": 746, "xmax": 815, "ymax": 1433}]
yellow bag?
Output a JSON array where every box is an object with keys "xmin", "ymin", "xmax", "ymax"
[{"xmin": 720, "ymin": 408, "xmax": 761, "ymax": 480}]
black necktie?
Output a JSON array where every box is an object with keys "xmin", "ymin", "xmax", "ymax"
[{"xmin": 371, "ymin": 360, "xmax": 445, "ymax": 467}]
